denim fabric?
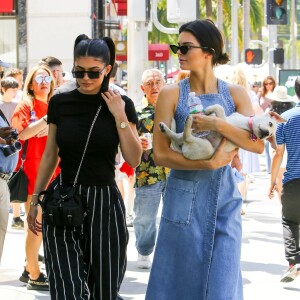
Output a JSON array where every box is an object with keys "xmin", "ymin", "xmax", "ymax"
[
  {"xmin": 146, "ymin": 167, "xmax": 243, "ymax": 300},
  {"xmin": 133, "ymin": 181, "xmax": 165, "ymax": 256}
]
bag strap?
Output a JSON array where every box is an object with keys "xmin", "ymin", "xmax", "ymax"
[
  {"xmin": 60, "ymin": 104, "xmax": 102, "ymax": 187},
  {"xmin": 0, "ymin": 108, "xmax": 10, "ymax": 125},
  {"xmin": 21, "ymin": 140, "xmax": 28, "ymax": 163}
]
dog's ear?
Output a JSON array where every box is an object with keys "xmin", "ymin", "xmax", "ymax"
[
  {"xmin": 267, "ymin": 135, "xmax": 277, "ymax": 150},
  {"xmin": 267, "ymin": 111, "xmax": 286, "ymax": 123}
]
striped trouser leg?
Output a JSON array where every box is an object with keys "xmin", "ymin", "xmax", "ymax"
[
  {"xmin": 43, "ymin": 184, "xmax": 128, "ymax": 300},
  {"xmin": 43, "ymin": 223, "xmax": 89, "ymax": 299},
  {"xmin": 83, "ymin": 185, "xmax": 128, "ymax": 300}
]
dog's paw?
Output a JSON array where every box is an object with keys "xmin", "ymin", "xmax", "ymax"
[
  {"xmin": 159, "ymin": 122, "xmax": 166, "ymax": 132},
  {"xmin": 185, "ymin": 115, "xmax": 193, "ymax": 125}
]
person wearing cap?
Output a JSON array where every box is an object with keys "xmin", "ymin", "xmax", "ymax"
[{"xmin": 268, "ymin": 82, "xmax": 300, "ymax": 283}]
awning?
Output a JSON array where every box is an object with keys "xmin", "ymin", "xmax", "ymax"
[
  {"xmin": 112, "ymin": 0, "xmax": 127, "ymax": 16},
  {"xmin": 0, "ymin": 0, "xmax": 13, "ymax": 13},
  {"xmin": 116, "ymin": 44, "xmax": 170, "ymax": 61},
  {"xmin": 167, "ymin": 70, "xmax": 180, "ymax": 78},
  {"xmin": 148, "ymin": 44, "xmax": 170, "ymax": 61}
]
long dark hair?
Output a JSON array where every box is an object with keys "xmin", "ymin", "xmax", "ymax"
[
  {"xmin": 73, "ymin": 35, "xmax": 115, "ymax": 93},
  {"xmin": 179, "ymin": 19, "xmax": 229, "ymax": 66}
]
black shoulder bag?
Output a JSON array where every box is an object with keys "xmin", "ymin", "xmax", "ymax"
[
  {"xmin": 8, "ymin": 141, "xmax": 29, "ymax": 203},
  {"xmin": 39, "ymin": 104, "xmax": 102, "ymax": 228}
]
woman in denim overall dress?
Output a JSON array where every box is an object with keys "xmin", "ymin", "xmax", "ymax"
[{"xmin": 146, "ymin": 20, "xmax": 264, "ymax": 300}]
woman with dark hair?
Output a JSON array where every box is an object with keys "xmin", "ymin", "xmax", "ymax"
[
  {"xmin": 146, "ymin": 19, "xmax": 264, "ymax": 299},
  {"xmin": 27, "ymin": 35, "xmax": 142, "ymax": 299}
]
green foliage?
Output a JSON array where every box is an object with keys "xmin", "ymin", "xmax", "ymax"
[{"xmin": 148, "ymin": 0, "xmax": 178, "ymax": 44}]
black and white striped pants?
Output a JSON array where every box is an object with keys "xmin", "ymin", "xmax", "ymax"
[{"xmin": 42, "ymin": 184, "xmax": 128, "ymax": 300}]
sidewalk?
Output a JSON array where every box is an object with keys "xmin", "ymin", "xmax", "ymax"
[{"xmin": 1, "ymin": 170, "xmax": 300, "ymax": 299}]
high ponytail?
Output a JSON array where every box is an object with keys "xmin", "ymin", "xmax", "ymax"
[{"xmin": 101, "ymin": 37, "xmax": 116, "ymax": 93}]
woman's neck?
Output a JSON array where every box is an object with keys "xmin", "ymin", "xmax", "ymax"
[
  {"xmin": 1, "ymin": 95, "xmax": 12, "ymax": 103},
  {"xmin": 34, "ymin": 95, "xmax": 48, "ymax": 103},
  {"xmin": 189, "ymin": 69, "xmax": 218, "ymax": 95}
]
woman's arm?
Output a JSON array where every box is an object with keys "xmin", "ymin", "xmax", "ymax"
[
  {"xmin": 153, "ymin": 85, "xmax": 237, "ymax": 170},
  {"xmin": 19, "ymin": 117, "xmax": 48, "ymax": 140},
  {"xmin": 192, "ymin": 84, "xmax": 264, "ymax": 153},
  {"xmin": 27, "ymin": 123, "xmax": 59, "ymax": 234},
  {"xmin": 102, "ymin": 90, "xmax": 142, "ymax": 168}
]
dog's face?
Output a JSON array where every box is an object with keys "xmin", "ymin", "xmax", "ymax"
[{"xmin": 252, "ymin": 112, "xmax": 286, "ymax": 149}]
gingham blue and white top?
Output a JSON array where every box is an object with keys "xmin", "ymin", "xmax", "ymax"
[{"xmin": 276, "ymin": 102, "xmax": 300, "ymax": 184}]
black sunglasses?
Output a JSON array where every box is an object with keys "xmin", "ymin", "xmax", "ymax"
[
  {"xmin": 0, "ymin": 71, "xmax": 4, "ymax": 79},
  {"xmin": 170, "ymin": 44, "xmax": 214, "ymax": 55},
  {"xmin": 72, "ymin": 67, "xmax": 106, "ymax": 79}
]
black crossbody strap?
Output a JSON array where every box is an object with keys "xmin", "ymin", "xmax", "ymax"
[{"xmin": 0, "ymin": 108, "xmax": 10, "ymax": 126}]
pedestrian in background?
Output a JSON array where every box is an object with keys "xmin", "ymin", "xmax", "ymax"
[
  {"xmin": 12, "ymin": 64, "xmax": 58, "ymax": 290},
  {"xmin": 0, "ymin": 77, "xmax": 25, "ymax": 229},
  {"xmin": 27, "ymin": 34, "xmax": 142, "ymax": 300},
  {"xmin": 228, "ymin": 66, "xmax": 262, "ymax": 214},
  {"xmin": 258, "ymin": 75, "xmax": 276, "ymax": 174},
  {"xmin": 0, "ymin": 58, "xmax": 19, "ymax": 265},
  {"xmin": 39, "ymin": 56, "xmax": 65, "ymax": 88},
  {"xmin": 133, "ymin": 68, "xmax": 169, "ymax": 269},
  {"xmin": 4, "ymin": 68, "xmax": 24, "ymax": 101},
  {"xmin": 267, "ymin": 86, "xmax": 295, "ymax": 202},
  {"xmin": 146, "ymin": 19, "xmax": 264, "ymax": 299},
  {"xmin": 269, "ymin": 81, "xmax": 300, "ymax": 283}
]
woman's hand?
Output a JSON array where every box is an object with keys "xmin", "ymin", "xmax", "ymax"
[
  {"xmin": 101, "ymin": 89, "xmax": 126, "ymax": 119},
  {"xmin": 268, "ymin": 182, "xmax": 278, "ymax": 199},
  {"xmin": 209, "ymin": 138, "xmax": 238, "ymax": 169},
  {"xmin": 140, "ymin": 136, "xmax": 150, "ymax": 151},
  {"xmin": 27, "ymin": 205, "xmax": 42, "ymax": 235},
  {"xmin": 191, "ymin": 114, "xmax": 218, "ymax": 133}
]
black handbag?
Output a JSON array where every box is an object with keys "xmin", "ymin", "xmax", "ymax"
[
  {"xmin": 39, "ymin": 104, "xmax": 102, "ymax": 228},
  {"xmin": 39, "ymin": 176, "xmax": 85, "ymax": 227},
  {"xmin": 8, "ymin": 141, "xmax": 28, "ymax": 203}
]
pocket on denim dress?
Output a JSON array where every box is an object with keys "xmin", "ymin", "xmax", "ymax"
[{"xmin": 161, "ymin": 176, "xmax": 196, "ymax": 225}]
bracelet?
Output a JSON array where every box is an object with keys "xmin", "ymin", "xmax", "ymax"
[
  {"xmin": 43, "ymin": 116, "xmax": 47, "ymax": 123},
  {"xmin": 30, "ymin": 201, "xmax": 39, "ymax": 206}
]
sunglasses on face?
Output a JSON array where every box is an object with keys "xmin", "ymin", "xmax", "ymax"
[
  {"xmin": 0, "ymin": 71, "xmax": 4, "ymax": 79},
  {"xmin": 34, "ymin": 75, "xmax": 53, "ymax": 84},
  {"xmin": 265, "ymin": 82, "xmax": 273, "ymax": 86},
  {"xmin": 170, "ymin": 44, "xmax": 214, "ymax": 55},
  {"xmin": 72, "ymin": 67, "xmax": 106, "ymax": 79}
]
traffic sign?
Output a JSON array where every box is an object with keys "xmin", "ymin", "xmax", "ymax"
[{"xmin": 245, "ymin": 49, "xmax": 263, "ymax": 65}]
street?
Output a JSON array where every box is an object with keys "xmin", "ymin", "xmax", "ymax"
[{"xmin": 0, "ymin": 159, "xmax": 300, "ymax": 299}]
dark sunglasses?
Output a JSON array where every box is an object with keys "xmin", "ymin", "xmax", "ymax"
[
  {"xmin": 72, "ymin": 67, "xmax": 106, "ymax": 79},
  {"xmin": 170, "ymin": 44, "xmax": 214, "ymax": 55},
  {"xmin": 0, "ymin": 71, "xmax": 4, "ymax": 79}
]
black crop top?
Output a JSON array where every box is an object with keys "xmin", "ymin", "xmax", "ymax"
[{"xmin": 48, "ymin": 89, "xmax": 138, "ymax": 185}]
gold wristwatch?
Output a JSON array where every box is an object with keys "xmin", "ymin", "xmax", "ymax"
[{"xmin": 120, "ymin": 122, "xmax": 128, "ymax": 129}]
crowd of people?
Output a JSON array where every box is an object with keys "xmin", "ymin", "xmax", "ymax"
[{"xmin": 1, "ymin": 18, "xmax": 300, "ymax": 299}]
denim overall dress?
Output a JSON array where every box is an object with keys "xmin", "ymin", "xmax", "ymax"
[{"xmin": 146, "ymin": 78, "xmax": 243, "ymax": 300}]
